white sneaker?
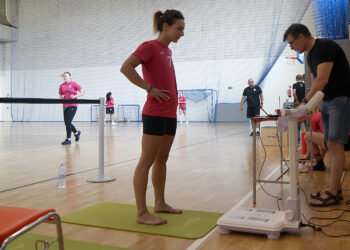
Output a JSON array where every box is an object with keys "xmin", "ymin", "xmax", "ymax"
[
  {"xmin": 298, "ymin": 162, "xmax": 309, "ymax": 173},
  {"xmin": 112, "ymin": 122, "xmax": 117, "ymax": 125},
  {"xmin": 186, "ymin": 120, "xmax": 189, "ymax": 125}
]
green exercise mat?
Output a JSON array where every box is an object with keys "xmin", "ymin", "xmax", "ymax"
[
  {"xmin": 6, "ymin": 234, "xmax": 128, "ymax": 250},
  {"xmin": 62, "ymin": 202, "xmax": 222, "ymax": 239}
]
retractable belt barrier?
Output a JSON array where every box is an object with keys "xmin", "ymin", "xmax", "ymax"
[{"xmin": 0, "ymin": 97, "xmax": 116, "ymax": 184}]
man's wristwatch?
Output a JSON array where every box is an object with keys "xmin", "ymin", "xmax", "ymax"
[{"xmin": 302, "ymin": 97, "xmax": 308, "ymax": 104}]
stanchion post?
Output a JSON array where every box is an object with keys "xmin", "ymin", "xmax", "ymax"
[{"xmin": 87, "ymin": 97, "xmax": 116, "ymax": 183}]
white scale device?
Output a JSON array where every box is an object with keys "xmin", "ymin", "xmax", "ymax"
[{"xmin": 217, "ymin": 91, "xmax": 324, "ymax": 239}]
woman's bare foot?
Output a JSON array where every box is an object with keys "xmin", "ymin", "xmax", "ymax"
[
  {"xmin": 137, "ymin": 210, "xmax": 167, "ymax": 225},
  {"xmin": 154, "ymin": 203, "xmax": 182, "ymax": 214}
]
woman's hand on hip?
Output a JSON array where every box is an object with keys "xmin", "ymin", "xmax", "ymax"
[{"xmin": 149, "ymin": 88, "xmax": 170, "ymax": 103}]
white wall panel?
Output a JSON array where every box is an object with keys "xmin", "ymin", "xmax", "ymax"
[{"xmin": 9, "ymin": 0, "xmax": 313, "ymax": 121}]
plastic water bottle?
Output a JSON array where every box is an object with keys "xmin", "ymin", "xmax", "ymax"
[{"xmin": 57, "ymin": 163, "xmax": 66, "ymax": 189}]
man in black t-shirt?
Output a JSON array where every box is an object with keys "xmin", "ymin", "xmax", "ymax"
[
  {"xmin": 284, "ymin": 23, "xmax": 350, "ymax": 207},
  {"xmin": 293, "ymin": 74, "xmax": 305, "ymax": 106},
  {"xmin": 240, "ymin": 78, "xmax": 264, "ymax": 136}
]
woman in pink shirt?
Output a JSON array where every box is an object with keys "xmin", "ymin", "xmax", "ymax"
[
  {"xmin": 105, "ymin": 92, "xmax": 116, "ymax": 125},
  {"xmin": 178, "ymin": 91, "xmax": 188, "ymax": 124},
  {"xmin": 59, "ymin": 72, "xmax": 85, "ymax": 145},
  {"xmin": 120, "ymin": 9, "xmax": 184, "ymax": 225}
]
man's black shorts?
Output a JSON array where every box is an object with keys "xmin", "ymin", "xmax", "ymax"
[
  {"xmin": 247, "ymin": 106, "xmax": 260, "ymax": 118},
  {"xmin": 142, "ymin": 115, "xmax": 177, "ymax": 136}
]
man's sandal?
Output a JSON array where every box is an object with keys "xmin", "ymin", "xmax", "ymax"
[
  {"xmin": 309, "ymin": 190, "xmax": 340, "ymax": 207},
  {"xmin": 310, "ymin": 189, "xmax": 343, "ymax": 200}
]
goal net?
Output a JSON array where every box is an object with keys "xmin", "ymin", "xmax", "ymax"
[
  {"xmin": 90, "ymin": 104, "xmax": 140, "ymax": 122},
  {"xmin": 179, "ymin": 89, "xmax": 217, "ymax": 122}
]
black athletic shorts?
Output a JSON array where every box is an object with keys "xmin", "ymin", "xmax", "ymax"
[
  {"xmin": 142, "ymin": 115, "xmax": 177, "ymax": 136},
  {"xmin": 247, "ymin": 106, "xmax": 260, "ymax": 118},
  {"xmin": 106, "ymin": 107, "xmax": 114, "ymax": 114},
  {"xmin": 345, "ymin": 135, "xmax": 350, "ymax": 151}
]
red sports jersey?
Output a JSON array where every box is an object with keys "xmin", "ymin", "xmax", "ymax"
[
  {"xmin": 312, "ymin": 112, "xmax": 324, "ymax": 134},
  {"xmin": 106, "ymin": 96, "xmax": 114, "ymax": 108},
  {"xmin": 178, "ymin": 96, "xmax": 186, "ymax": 109},
  {"xmin": 59, "ymin": 81, "xmax": 82, "ymax": 108},
  {"xmin": 132, "ymin": 40, "xmax": 178, "ymax": 118}
]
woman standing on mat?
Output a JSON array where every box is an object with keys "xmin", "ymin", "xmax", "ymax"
[
  {"xmin": 59, "ymin": 72, "xmax": 85, "ymax": 145},
  {"xmin": 120, "ymin": 9, "xmax": 184, "ymax": 225}
]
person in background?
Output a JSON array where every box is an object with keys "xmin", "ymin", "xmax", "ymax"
[
  {"xmin": 293, "ymin": 74, "xmax": 306, "ymax": 144},
  {"xmin": 178, "ymin": 91, "xmax": 188, "ymax": 124},
  {"xmin": 293, "ymin": 74, "xmax": 306, "ymax": 106},
  {"xmin": 120, "ymin": 9, "xmax": 184, "ymax": 225},
  {"xmin": 105, "ymin": 92, "xmax": 117, "ymax": 125},
  {"xmin": 299, "ymin": 111, "xmax": 350, "ymax": 201},
  {"xmin": 240, "ymin": 78, "xmax": 264, "ymax": 136},
  {"xmin": 298, "ymin": 111, "xmax": 326, "ymax": 173},
  {"xmin": 59, "ymin": 72, "xmax": 85, "ymax": 145}
]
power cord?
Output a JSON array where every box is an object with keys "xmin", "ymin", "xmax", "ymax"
[
  {"xmin": 258, "ymin": 125, "xmax": 350, "ymax": 237},
  {"xmin": 257, "ymin": 133, "xmax": 282, "ymax": 210},
  {"xmin": 299, "ymin": 186, "xmax": 350, "ymax": 237},
  {"xmin": 275, "ymin": 128, "xmax": 291, "ymax": 168}
]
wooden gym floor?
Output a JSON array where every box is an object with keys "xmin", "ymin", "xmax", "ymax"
[{"xmin": 1, "ymin": 121, "xmax": 350, "ymax": 250}]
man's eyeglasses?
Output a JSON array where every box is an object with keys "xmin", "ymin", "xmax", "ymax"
[{"xmin": 289, "ymin": 38, "xmax": 297, "ymax": 48}]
